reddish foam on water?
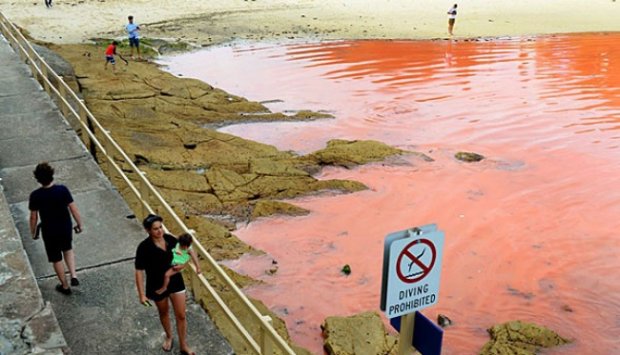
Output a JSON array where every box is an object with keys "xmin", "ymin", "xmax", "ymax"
[{"xmin": 160, "ymin": 34, "xmax": 620, "ymax": 354}]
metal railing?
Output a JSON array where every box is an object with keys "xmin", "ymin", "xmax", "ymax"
[{"xmin": 0, "ymin": 11, "xmax": 295, "ymax": 355}]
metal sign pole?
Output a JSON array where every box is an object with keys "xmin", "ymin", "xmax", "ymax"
[
  {"xmin": 398, "ymin": 312, "xmax": 416, "ymax": 355},
  {"xmin": 383, "ymin": 225, "xmax": 444, "ymax": 355}
]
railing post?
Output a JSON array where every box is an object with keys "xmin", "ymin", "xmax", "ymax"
[
  {"xmin": 103, "ymin": 130, "xmax": 118, "ymax": 184},
  {"xmin": 16, "ymin": 39, "xmax": 27, "ymax": 62},
  {"xmin": 40, "ymin": 65, "xmax": 50, "ymax": 94},
  {"xmin": 26, "ymin": 44, "xmax": 36, "ymax": 63},
  {"xmin": 260, "ymin": 315, "xmax": 274, "ymax": 355},
  {"xmin": 57, "ymin": 76, "xmax": 69, "ymax": 117},
  {"xmin": 187, "ymin": 229, "xmax": 201, "ymax": 294},
  {"xmin": 139, "ymin": 171, "xmax": 150, "ymax": 219},
  {"xmin": 78, "ymin": 102, "xmax": 87, "ymax": 145},
  {"xmin": 190, "ymin": 269, "xmax": 200, "ymax": 298},
  {"xmin": 28, "ymin": 57, "xmax": 37, "ymax": 81}
]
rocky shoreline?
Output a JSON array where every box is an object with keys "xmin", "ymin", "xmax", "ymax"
[
  {"xmin": 43, "ymin": 38, "xmax": 575, "ymax": 354},
  {"xmin": 37, "ymin": 39, "xmax": 422, "ymax": 353}
]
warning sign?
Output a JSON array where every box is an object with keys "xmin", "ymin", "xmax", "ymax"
[
  {"xmin": 396, "ymin": 238, "xmax": 437, "ymax": 283},
  {"xmin": 381, "ymin": 227, "xmax": 444, "ymax": 318}
]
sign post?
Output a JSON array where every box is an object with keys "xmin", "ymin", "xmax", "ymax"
[
  {"xmin": 380, "ymin": 226, "xmax": 444, "ymax": 355},
  {"xmin": 398, "ymin": 312, "xmax": 416, "ymax": 354}
]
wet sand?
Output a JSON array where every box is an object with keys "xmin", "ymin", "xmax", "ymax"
[{"xmin": 162, "ymin": 34, "xmax": 620, "ymax": 353}]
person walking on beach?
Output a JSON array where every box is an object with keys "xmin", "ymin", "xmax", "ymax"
[
  {"xmin": 29, "ymin": 162, "xmax": 83, "ymax": 295},
  {"xmin": 135, "ymin": 214, "xmax": 195, "ymax": 355},
  {"xmin": 125, "ymin": 15, "xmax": 141, "ymax": 60},
  {"xmin": 45, "ymin": 0, "xmax": 52, "ymax": 8},
  {"xmin": 447, "ymin": 4, "xmax": 458, "ymax": 36}
]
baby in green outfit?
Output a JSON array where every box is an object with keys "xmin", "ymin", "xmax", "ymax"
[{"xmin": 156, "ymin": 233, "xmax": 201, "ymax": 295}]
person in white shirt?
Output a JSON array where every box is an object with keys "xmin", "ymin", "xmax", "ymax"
[
  {"xmin": 447, "ymin": 4, "xmax": 458, "ymax": 36},
  {"xmin": 125, "ymin": 15, "xmax": 142, "ymax": 59}
]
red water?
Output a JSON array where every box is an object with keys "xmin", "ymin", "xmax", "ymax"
[{"xmin": 160, "ymin": 34, "xmax": 620, "ymax": 354}]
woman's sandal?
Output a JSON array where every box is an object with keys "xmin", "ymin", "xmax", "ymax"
[
  {"xmin": 162, "ymin": 338, "xmax": 173, "ymax": 352},
  {"xmin": 180, "ymin": 351, "xmax": 195, "ymax": 355},
  {"xmin": 55, "ymin": 284, "xmax": 71, "ymax": 295}
]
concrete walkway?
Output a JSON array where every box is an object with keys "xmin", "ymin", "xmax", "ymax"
[{"xmin": 0, "ymin": 35, "xmax": 233, "ymax": 354}]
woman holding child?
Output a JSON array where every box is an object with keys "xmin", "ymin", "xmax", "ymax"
[{"xmin": 134, "ymin": 214, "xmax": 201, "ymax": 355}]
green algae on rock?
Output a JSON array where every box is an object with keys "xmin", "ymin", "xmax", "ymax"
[
  {"xmin": 290, "ymin": 109, "xmax": 334, "ymax": 120},
  {"xmin": 455, "ymin": 151, "xmax": 485, "ymax": 162},
  {"xmin": 322, "ymin": 311, "xmax": 398, "ymax": 355},
  {"xmin": 480, "ymin": 320, "xmax": 571, "ymax": 355},
  {"xmin": 181, "ymin": 215, "xmax": 257, "ymax": 261},
  {"xmin": 251, "ymin": 200, "xmax": 310, "ymax": 220},
  {"xmin": 306, "ymin": 139, "xmax": 407, "ymax": 168}
]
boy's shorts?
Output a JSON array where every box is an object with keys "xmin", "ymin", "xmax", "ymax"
[
  {"xmin": 129, "ymin": 37, "xmax": 140, "ymax": 48},
  {"xmin": 105, "ymin": 55, "xmax": 115, "ymax": 64},
  {"xmin": 43, "ymin": 234, "xmax": 73, "ymax": 263}
]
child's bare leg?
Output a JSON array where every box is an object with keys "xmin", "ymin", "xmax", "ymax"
[
  {"xmin": 156, "ymin": 264, "xmax": 185, "ymax": 294},
  {"xmin": 156, "ymin": 268, "xmax": 174, "ymax": 294}
]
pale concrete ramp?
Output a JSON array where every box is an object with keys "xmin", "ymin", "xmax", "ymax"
[{"xmin": 0, "ymin": 35, "xmax": 234, "ymax": 354}]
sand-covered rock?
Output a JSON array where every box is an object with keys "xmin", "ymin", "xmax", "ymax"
[
  {"xmin": 480, "ymin": 320, "xmax": 571, "ymax": 355},
  {"xmin": 307, "ymin": 139, "xmax": 407, "ymax": 168},
  {"xmin": 322, "ymin": 311, "xmax": 398, "ymax": 355},
  {"xmin": 251, "ymin": 200, "xmax": 310, "ymax": 220},
  {"xmin": 455, "ymin": 151, "xmax": 485, "ymax": 162}
]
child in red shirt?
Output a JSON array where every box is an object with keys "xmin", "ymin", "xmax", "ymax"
[{"xmin": 104, "ymin": 41, "xmax": 118, "ymax": 72}]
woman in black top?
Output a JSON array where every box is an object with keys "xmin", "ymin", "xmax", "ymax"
[{"xmin": 135, "ymin": 214, "xmax": 195, "ymax": 355}]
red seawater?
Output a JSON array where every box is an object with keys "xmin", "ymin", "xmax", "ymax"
[{"xmin": 160, "ymin": 34, "xmax": 620, "ymax": 354}]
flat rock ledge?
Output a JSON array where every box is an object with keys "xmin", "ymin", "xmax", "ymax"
[
  {"xmin": 322, "ymin": 311, "xmax": 397, "ymax": 355},
  {"xmin": 480, "ymin": 320, "xmax": 571, "ymax": 355}
]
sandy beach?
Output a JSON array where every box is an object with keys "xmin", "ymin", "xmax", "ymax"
[{"xmin": 1, "ymin": 0, "xmax": 618, "ymax": 45}]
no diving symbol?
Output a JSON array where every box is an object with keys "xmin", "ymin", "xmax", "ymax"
[{"xmin": 396, "ymin": 238, "xmax": 436, "ymax": 283}]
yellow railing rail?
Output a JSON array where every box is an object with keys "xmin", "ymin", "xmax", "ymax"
[{"xmin": 0, "ymin": 12, "xmax": 295, "ymax": 355}]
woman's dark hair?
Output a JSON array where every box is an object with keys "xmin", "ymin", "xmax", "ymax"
[
  {"xmin": 178, "ymin": 233, "xmax": 193, "ymax": 247},
  {"xmin": 142, "ymin": 214, "xmax": 163, "ymax": 230},
  {"xmin": 33, "ymin": 162, "xmax": 54, "ymax": 185}
]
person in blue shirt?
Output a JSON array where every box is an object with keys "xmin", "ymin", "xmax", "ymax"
[{"xmin": 125, "ymin": 15, "xmax": 141, "ymax": 59}]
